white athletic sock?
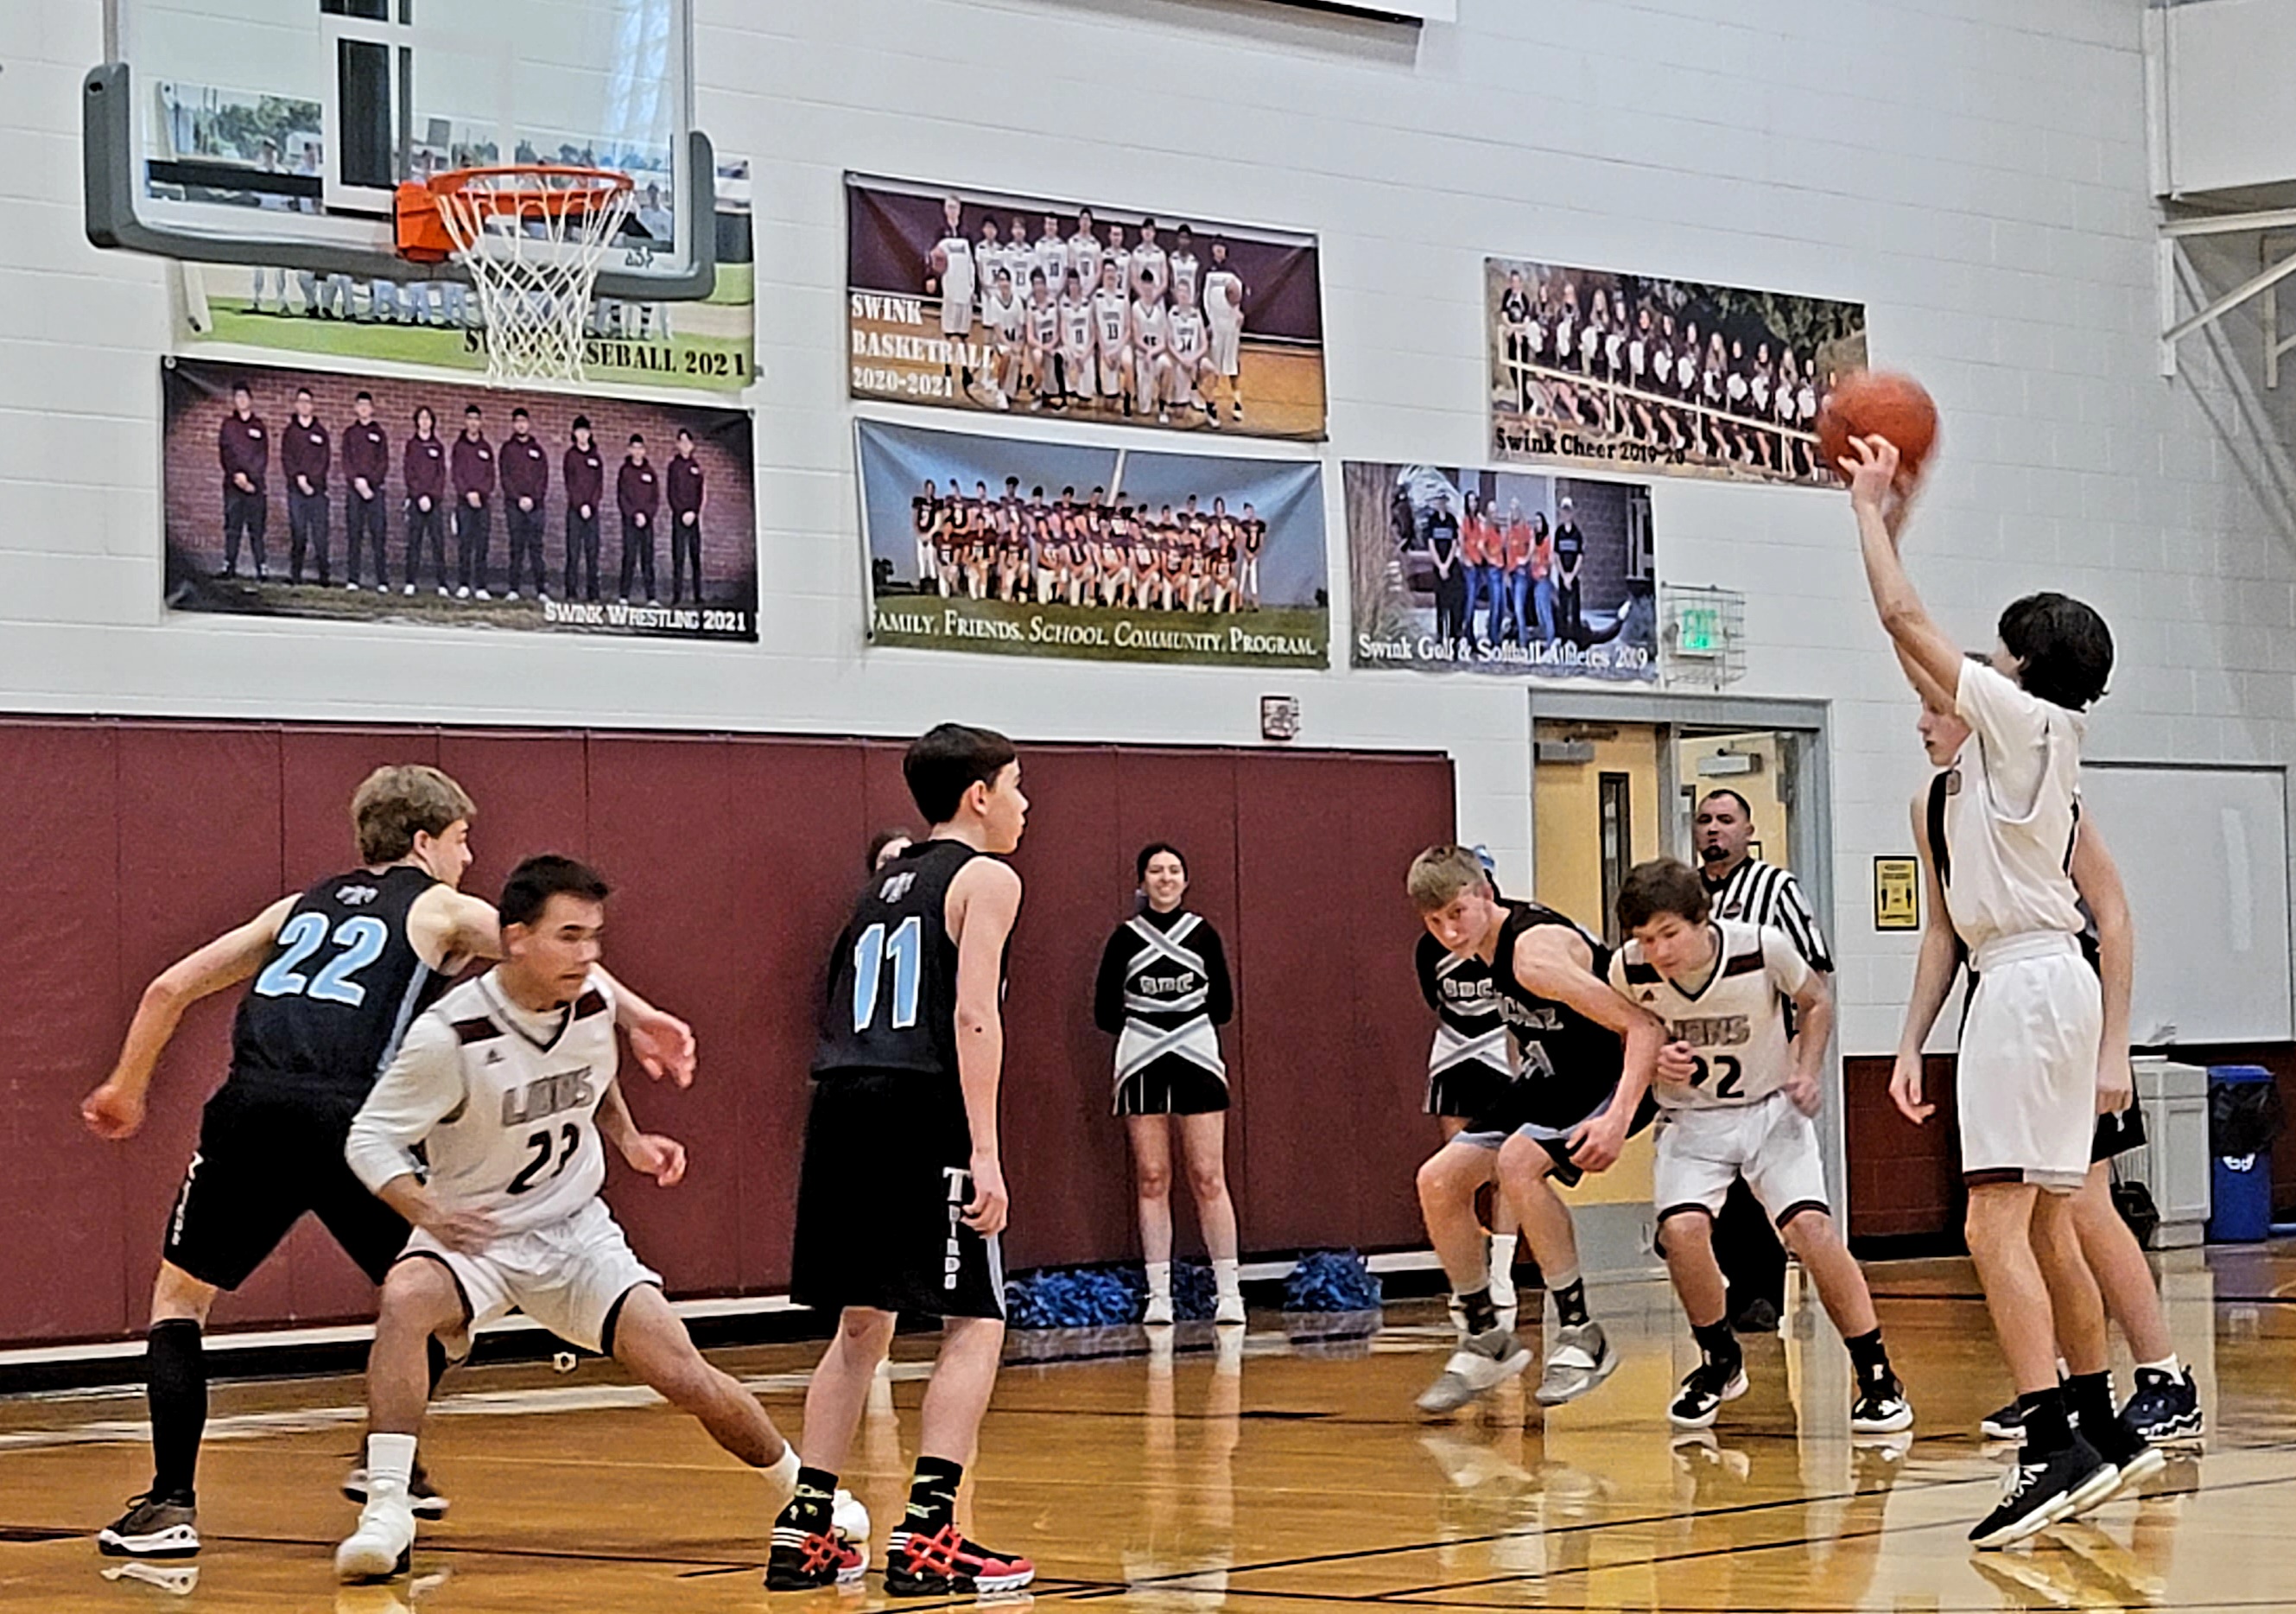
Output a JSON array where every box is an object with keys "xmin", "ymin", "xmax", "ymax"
[
  {"xmin": 2139, "ymin": 1353, "xmax": 2182, "ymax": 1376},
  {"xmin": 1145, "ymin": 1261, "xmax": 1173, "ymax": 1299},
  {"xmin": 762, "ymin": 1443, "xmax": 801, "ymax": 1515},
  {"xmin": 1212, "ymin": 1259, "xmax": 1241, "ymax": 1299},
  {"xmin": 366, "ymin": 1433, "xmax": 417, "ymax": 1496},
  {"xmin": 1490, "ymin": 1234, "xmax": 1519, "ymax": 1280}
]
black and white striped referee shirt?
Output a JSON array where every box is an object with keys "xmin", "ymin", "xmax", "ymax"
[{"xmin": 1703, "ymin": 857, "xmax": 1832, "ymax": 973}]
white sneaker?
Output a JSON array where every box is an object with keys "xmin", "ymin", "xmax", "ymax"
[
  {"xmin": 831, "ymin": 1488, "xmax": 870, "ymax": 1551},
  {"xmin": 1417, "ymin": 1325, "xmax": 1532, "ymax": 1414},
  {"xmin": 403, "ymin": 583, "xmax": 415, "ymax": 596},
  {"xmin": 504, "ymin": 589, "xmax": 520, "ymax": 601},
  {"xmin": 1536, "ymin": 1322, "xmax": 1621, "ymax": 1407},
  {"xmin": 1142, "ymin": 1294, "xmax": 1176, "ymax": 1327},
  {"xmin": 1214, "ymin": 1293, "xmax": 1246, "ymax": 1327},
  {"xmin": 334, "ymin": 1490, "xmax": 415, "ymax": 1583},
  {"xmin": 454, "ymin": 586, "xmax": 470, "ymax": 600},
  {"xmin": 475, "ymin": 588, "xmax": 492, "ymax": 601},
  {"xmin": 346, "ymin": 581, "xmax": 360, "ymax": 592}
]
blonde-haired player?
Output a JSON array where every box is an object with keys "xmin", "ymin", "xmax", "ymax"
[{"xmin": 1609, "ymin": 858, "xmax": 1912, "ymax": 1435}]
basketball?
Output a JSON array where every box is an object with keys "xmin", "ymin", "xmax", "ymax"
[
  {"xmin": 1817, "ymin": 369, "xmax": 1938, "ymax": 486},
  {"xmin": 929, "ymin": 245, "xmax": 949, "ymax": 277}
]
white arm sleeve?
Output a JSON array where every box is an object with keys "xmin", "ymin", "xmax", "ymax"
[{"xmin": 345, "ymin": 1014, "xmax": 467, "ymax": 1195}]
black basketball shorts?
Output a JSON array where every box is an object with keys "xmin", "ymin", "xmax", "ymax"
[
  {"xmin": 162, "ymin": 1083, "xmax": 411, "ymax": 1291},
  {"xmin": 790, "ymin": 1071, "xmax": 1005, "ymax": 1322},
  {"xmin": 2092, "ymin": 1102, "xmax": 2147, "ymax": 1165}
]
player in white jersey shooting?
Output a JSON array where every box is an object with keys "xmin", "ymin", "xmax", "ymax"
[
  {"xmin": 1610, "ymin": 859, "xmax": 1912, "ymax": 1435},
  {"xmin": 1845, "ymin": 435, "xmax": 2131, "ymax": 1548},
  {"xmin": 334, "ymin": 856, "xmax": 810, "ymax": 1583}
]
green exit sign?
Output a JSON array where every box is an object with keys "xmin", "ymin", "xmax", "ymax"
[{"xmin": 1678, "ymin": 606, "xmax": 1722, "ymax": 656}]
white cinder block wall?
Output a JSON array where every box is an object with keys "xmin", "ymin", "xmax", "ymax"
[{"xmin": 0, "ymin": 0, "xmax": 2288, "ymax": 1057}]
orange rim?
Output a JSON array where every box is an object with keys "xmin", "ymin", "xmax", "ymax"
[{"xmin": 428, "ymin": 164, "xmax": 633, "ymax": 220}]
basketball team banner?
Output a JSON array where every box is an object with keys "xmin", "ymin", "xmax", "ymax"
[
  {"xmin": 1483, "ymin": 257, "xmax": 1867, "ymax": 488},
  {"xmin": 846, "ymin": 174, "xmax": 1328, "ymax": 442},
  {"xmin": 172, "ymin": 156, "xmax": 758, "ymax": 393},
  {"xmin": 1343, "ymin": 461, "xmax": 1659, "ymax": 680},
  {"xmin": 857, "ymin": 417, "xmax": 1329, "ymax": 669},
  {"xmin": 162, "ymin": 357, "xmax": 758, "ymax": 641}
]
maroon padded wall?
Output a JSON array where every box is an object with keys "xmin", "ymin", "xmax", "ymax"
[{"xmin": 0, "ymin": 717, "xmax": 1453, "ymax": 1349}]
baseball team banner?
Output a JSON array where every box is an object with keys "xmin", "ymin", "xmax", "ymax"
[
  {"xmin": 858, "ymin": 417, "xmax": 1329, "ymax": 668},
  {"xmin": 846, "ymin": 174, "xmax": 1328, "ymax": 441},
  {"xmin": 1484, "ymin": 257, "xmax": 1867, "ymax": 487},
  {"xmin": 1344, "ymin": 461, "xmax": 1658, "ymax": 680},
  {"xmin": 174, "ymin": 157, "xmax": 758, "ymax": 393},
  {"xmin": 162, "ymin": 357, "xmax": 758, "ymax": 640}
]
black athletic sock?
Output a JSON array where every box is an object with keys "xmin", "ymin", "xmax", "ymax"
[
  {"xmin": 1690, "ymin": 1319, "xmax": 1741, "ymax": 1373},
  {"xmin": 778, "ymin": 1466, "xmax": 838, "ymax": 1532},
  {"xmin": 1551, "ymin": 1278, "xmax": 1590, "ymax": 1330},
  {"xmin": 905, "ymin": 1456, "xmax": 965, "ymax": 1535},
  {"xmin": 2064, "ymin": 1369, "xmax": 2117, "ymax": 1437},
  {"xmin": 2020, "ymin": 1387, "xmax": 2075, "ymax": 1456},
  {"xmin": 1844, "ymin": 1327, "xmax": 1892, "ymax": 1382},
  {"xmin": 147, "ymin": 1319, "xmax": 206, "ymax": 1503},
  {"xmin": 1456, "ymin": 1287, "xmax": 1500, "ymax": 1336}
]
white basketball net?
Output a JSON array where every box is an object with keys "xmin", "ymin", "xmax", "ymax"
[{"xmin": 434, "ymin": 170, "xmax": 636, "ymax": 385}]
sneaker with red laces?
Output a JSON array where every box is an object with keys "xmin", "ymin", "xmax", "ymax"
[
  {"xmin": 885, "ymin": 1522, "xmax": 1034, "ymax": 1597},
  {"xmin": 764, "ymin": 1524, "xmax": 864, "ymax": 1591}
]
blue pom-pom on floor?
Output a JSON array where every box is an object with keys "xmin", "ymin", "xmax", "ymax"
[{"xmin": 1283, "ymin": 1249, "xmax": 1382, "ymax": 1312}]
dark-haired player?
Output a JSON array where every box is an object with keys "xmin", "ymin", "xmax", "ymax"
[
  {"xmin": 1609, "ymin": 858, "xmax": 1911, "ymax": 1435},
  {"xmin": 769, "ymin": 726, "xmax": 1035, "ymax": 1596},
  {"xmin": 83, "ymin": 768, "xmax": 691, "ymax": 1560},
  {"xmin": 1405, "ymin": 848, "xmax": 1659, "ymax": 1416},
  {"xmin": 1845, "ymin": 436, "xmax": 2134, "ymax": 1547},
  {"xmin": 335, "ymin": 856, "xmax": 788, "ymax": 1582}
]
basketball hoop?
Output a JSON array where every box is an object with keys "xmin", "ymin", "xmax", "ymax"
[{"xmin": 396, "ymin": 166, "xmax": 636, "ymax": 384}]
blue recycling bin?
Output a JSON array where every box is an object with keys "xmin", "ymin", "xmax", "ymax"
[{"xmin": 2206, "ymin": 1064, "xmax": 2278, "ymax": 1243}]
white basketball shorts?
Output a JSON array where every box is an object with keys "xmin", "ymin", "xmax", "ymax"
[
  {"xmin": 1653, "ymin": 1093, "xmax": 1831, "ymax": 1227},
  {"xmin": 1957, "ymin": 933, "xmax": 2101, "ymax": 1193},
  {"xmin": 407, "ymin": 1197, "xmax": 661, "ymax": 1355}
]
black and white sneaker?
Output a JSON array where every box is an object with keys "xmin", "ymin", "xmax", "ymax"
[
  {"xmin": 1979, "ymin": 1398, "xmax": 2023, "ymax": 1441},
  {"xmin": 2121, "ymin": 1366, "xmax": 2204, "ymax": 1445},
  {"xmin": 2083, "ymin": 1407, "xmax": 2168, "ymax": 1500},
  {"xmin": 97, "ymin": 1493, "xmax": 199, "ymax": 1559},
  {"xmin": 1968, "ymin": 1437, "xmax": 2117, "ymax": 1549},
  {"xmin": 1667, "ymin": 1359, "xmax": 1748, "ymax": 1430},
  {"xmin": 1850, "ymin": 1369, "xmax": 1914, "ymax": 1434}
]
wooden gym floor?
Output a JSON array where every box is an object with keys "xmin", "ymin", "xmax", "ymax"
[{"xmin": 3, "ymin": 1245, "xmax": 2293, "ymax": 1612}]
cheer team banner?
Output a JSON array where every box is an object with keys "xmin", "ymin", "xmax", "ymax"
[
  {"xmin": 856, "ymin": 417, "xmax": 1329, "ymax": 669},
  {"xmin": 1342, "ymin": 460, "xmax": 1659, "ymax": 681},
  {"xmin": 1483, "ymin": 256, "xmax": 1867, "ymax": 488}
]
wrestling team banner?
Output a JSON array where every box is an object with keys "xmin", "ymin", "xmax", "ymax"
[
  {"xmin": 846, "ymin": 174, "xmax": 1328, "ymax": 441},
  {"xmin": 858, "ymin": 417, "xmax": 1329, "ymax": 669},
  {"xmin": 174, "ymin": 158, "xmax": 758, "ymax": 393},
  {"xmin": 163, "ymin": 356, "xmax": 758, "ymax": 641},
  {"xmin": 1344, "ymin": 461, "xmax": 1658, "ymax": 681},
  {"xmin": 1484, "ymin": 257, "xmax": 1867, "ymax": 488}
]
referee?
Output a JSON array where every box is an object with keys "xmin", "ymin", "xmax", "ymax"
[{"xmin": 1694, "ymin": 788, "xmax": 1833, "ymax": 1332}]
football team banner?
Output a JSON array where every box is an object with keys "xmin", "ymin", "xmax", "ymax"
[
  {"xmin": 858, "ymin": 417, "xmax": 1329, "ymax": 668},
  {"xmin": 846, "ymin": 174, "xmax": 1327, "ymax": 442},
  {"xmin": 1484, "ymin": 257, "xmax": 1867, "ymax": 487},
  {"xmin": 173, "ymin": 156, "xmax": 758, "ymax": 393},
  {"xmin": 1344, "ymin": 461, "xmax": 1658, "ymax": 681},
  {"xmin": 162, "ymin": 357, "xmax": 758, "ymax": 641}
]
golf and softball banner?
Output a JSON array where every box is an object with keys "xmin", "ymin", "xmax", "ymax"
[
  {"xmin": 1343, "ymin": 461, "xmax": 1659, "ymax": 681},
  {"xmin": 845, "ymin": 174, "xmax": 1328, "ymax": 441},
  {"xmin": 1483, "ymin": 256, "xmax": 1868, "ymax": 487},
  {"xmin": 857, "ymin": 417, "xmax": 1329, "ymax": 668}
]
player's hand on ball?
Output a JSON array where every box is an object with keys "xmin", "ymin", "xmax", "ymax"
[
  {"xmin": 1842, "ymin": 435, "xmax": 1901, "ymax": 516},
  {"xmin": 625, "ymin": 1005, "xmax": 696, "ymax": 1088},
  {"xmin": 623, "ymin": 1131, "xmax": 687, "ymax": 1187},
  {"xmin": 80, "ymin": 1079, "xmax": 146, "ymax": 1141},
  {"xmin": 962, "ymin": 1153, "xmax": 1009, "ymax": 1236},
  {"xmin": 1656, "ymin": 1040, "xmax": 1700, "ymax": 1085},
  {"xmin": 1887, "ymin": 1052, "xmax": 1933, "ymax": 1125},
  {"xmin": 2096, "ymin": 1051, "xmax": 2134, "ymax": 1115},
  {"xmin": 1566, "ymin": 1115, "xmax": 1627, "ymax": 1173},
  {"xmin": 424, "ymin": 1205, "xmax": 498, "ymax": 1255}
]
